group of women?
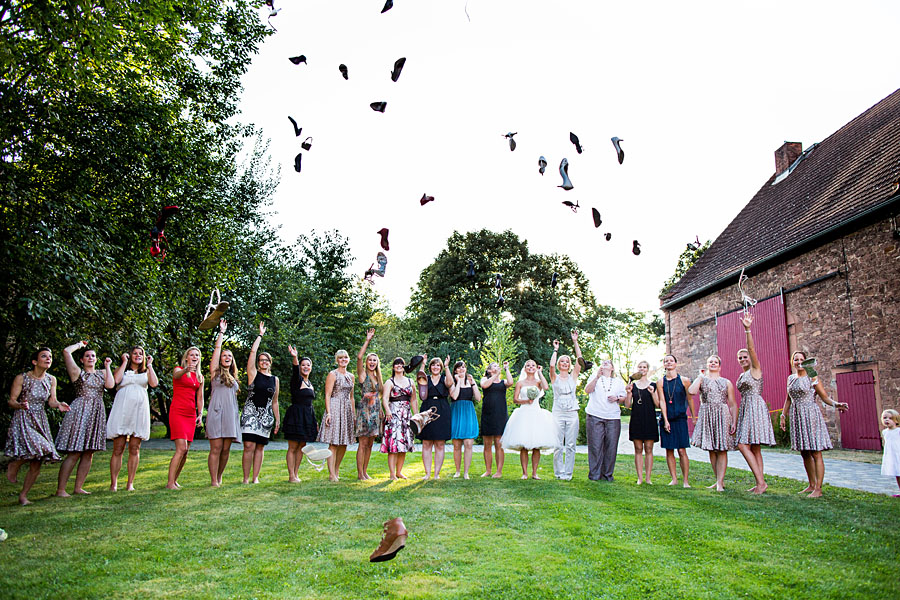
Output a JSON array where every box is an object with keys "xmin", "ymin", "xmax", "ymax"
[{"xmin": 4, "ymin": 313, "xmax": 850, "ymax": 503}]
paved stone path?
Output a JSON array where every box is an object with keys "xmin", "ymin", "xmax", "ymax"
[{"xmin": 143, "ymin": 430, "xmax": 897, "ymax": 496}]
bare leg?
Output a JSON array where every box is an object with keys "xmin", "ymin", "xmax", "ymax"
[
  {"xmin": 357, "ymin": 436, "xmax": 374, "ymax": 480},
  {"xmin": 396, "ymin": 453, "xmax": 407, "ymax": 478},
  {"xmin": 125, "ymin": 437, "xmax": 141, "ymax": 491},
  {"xmin": 217, "ymin": 439, "xmax": 233, "ymax": 484},
  {"xmin": 287, "ymin": 440, "xmax": 300, "ymax": 482},
  {"xmin": 895, "ymin": 476, "xmax": 900, "ymax": 493},
  {"xmin": 462, "ymin": 439, "xmax": 473, "ymax": 478},
  {"xmin": 808, "ymin": 451, "xmax": 825, "ymax": 497},
  {"xmin": 421, "ymin": 440, "xmax": 433, "ymax": 479},
  {"xmin": 738, "ymin": 443, "xmax": 766, "ymax": 492},
  {"xmin": 167, "ymin": 439, "xmax": 189, "ymax": 489},
  {"xmin": 252, "ymin": 445, "xmax": 265, "ymax": 483},
  {"xmin": 482, "ymin": 435, "xmax": 494, "ymax": 476},
  {"xmin": 452, "ymin": 439, "xmax": 463, "ymax": 477},
  {"xmin": 666, "ymin": 449, "xmax": 678, "ymax": 485},
  {"xmin": 330, "ymin": 445, "xmax": 347, "ymax": 481},
  {"xmin": 6, "ymin": 459, "xmax": 24, "ymax": 483},
  {"xmin": 433, "ymin": 441, "xmax": 446, "ymax": 478},
  {"xmin": 242, "ymin": 441, "xmax": 255, "ymax": 484},
  {"xmin": 643, "ymin": 441, "xmax": 654, "ymax": 483},
  {"xmin": 109, "ymin": 436, "xmax": 127, "ymax": 491},
  {"xmin": 493, "ymin": 437, "xmax": 504, "ymax": 478},
  {"xmin": 519, "ymin": 449, "xmax": 528, "ymax": 478},
  {"xmin": 679, "ymin": 448, "xmax": 690, "ymax": 487},
  {"xmin": 751, "ymin": 446, "xmax": 767, "ymax": 493},
  {"xmin": 707, "ymin": 451, "xmax": 719, "ymax": 488},
  {"xmin": 73, "ymin": 451, "xmax": 95, "ymax": 494},
  {"xmin": 56, "ymin": 452, "xmax": 82, "ymax": 496},
  {"xmin": 174, "ymin": 441, "xmax": 190, "ymax": 486},
  {"xmin": 209, "ymin": 438, "xmax": 223, "ymax": 486},
  {"xmin": 633, "ymin": 440, "xmax": 644, "ymax": 484},
  {"xmin": 19, "ymin": 460, "xmax": 42, "ymax": 505},
  {"xmin": 531, "ymin": 449, "xmax": 541, "ymax": 479},
  {"xmin": 714, "ymin": 450, "xmax": 727, "ymax": 491},
  {"xmin": 799, "ymin": 450, "xmax": 815, "ymax": 493}
]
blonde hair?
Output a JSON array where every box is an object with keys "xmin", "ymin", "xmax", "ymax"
[
  {"xmin": 215, "ymin": 349, "xmax": 238, "ymax": 388},
  {"xmin": 365, "ymin": 352, "xmax": 383, "ymax": 393},
  {"xmin": 883, "ymin": 409, "xmax": 900, "ymax": 427},
  {"xmin": 180, "ymin": 346, "xmax": 202, "ymax": 374},
  {"xmin": 557, "ymin": 355, "xmax": 573, "ymax": 373},
  {"xmin": 335, "ymin": 349, "xmax": 349, "ymax": 364},
  {"xmin": 791, "ymin": 350, "xmax": 807, "ymax": 372}
]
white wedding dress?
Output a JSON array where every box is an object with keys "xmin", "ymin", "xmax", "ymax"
[{"xmin": 501, "ymin": 385, "xmax": 559, "ymax": 453}]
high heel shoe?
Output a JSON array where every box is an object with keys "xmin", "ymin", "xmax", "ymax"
[
  {"xmin": 611, "ymin": 137, "xmax": 625, "ymax": 164},
  {"xmin": 410, "ymin": 407, "xmax": 440, "ymax": 436},
  {"xmin": 538, "ymin": 156, "xmax": 547, "ymax": 175},
  {"xmin": 370, "ymin": 517, "xmax": 408, "ymax": 562},
  {"xmin": 558, "ymin": 158, "xmax": 574, "ymax": 190}
]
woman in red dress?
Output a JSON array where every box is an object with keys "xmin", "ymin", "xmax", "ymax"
[{"xmin": 166, "ymin": 346, "xmax": 204, "ymax": 489}]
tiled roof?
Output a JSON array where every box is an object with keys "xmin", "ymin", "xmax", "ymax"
[{"xmin": 661, "ymin": 88, "xmax": 900, "ymax": 309}]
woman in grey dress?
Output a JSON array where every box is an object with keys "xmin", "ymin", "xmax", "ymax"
[
  {"xmin": 780, "ymin": 350, "xmax": 848, "ymax": 498},
  {"xmin": 207, "ymin": 319, "xmax": 241, "ymax": 487},
  {"xmin": 688, "ymin": 355, "xmax": 737, "ymax": 492},
  {"xmin": 5, "ymin": 348, "xmax": 69, "ymax": 505},
  {"xmin": 355, "ymin": 328, "xmax": 383, "ymax": 480},
  {"xmin": 55, "ymin": 340, "xmax": 115, "ymax": 497},
  {"xmin": 317, "ymin": 349, "xmax": 355, "ymax": 482},
  {"xmin": 734, "ymin": 313, "xmax": 776, "ymax": 494}
]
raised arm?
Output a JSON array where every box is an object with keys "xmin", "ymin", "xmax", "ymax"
[
  {"xmin": 442, "ymin": 355, "xmax": 454, "ymax": 388},
  {"xmin": 146, "ymin": 355, "xmax": 159, "ymax": 388},
  {"xmin": 571, "ymin": 330, "xmax": 582, "ymax": 377},
  {"xmin": 549, "ymin": 339, "xmax": 559, "ymax": 382},
  {"xmin": 210, "ymin": 319, "xmax": 227, "ymax": 378},
  {"xmin": 449, "ymin": 372, "xmax": 462, "ymax": 400},
  {"xmin": 114, "ymin": 352, "xmax": 129, "ymax": 385},
  {"xmin": 687, "ymin": 372, "xmax": 703, "ymax": 396},
  {"xmin": 503, "ymin": 362, "xmax": 514, "ymax": 387},
  {"xmin": 247, "ymin": 321, "xmax": 265, "ymax": 384},
  {"xmin": 357, "ymin": 328, "xmax": 375, "ymax": 381},
  {"xmin": 63, "ymin": 340, "xmax": 86, "ymax": 382},
  {"xmin": 742, "ymin": 313, "xmax": 762, "ymax": 377},
  {"xmin": 471, "ymin": 375, "xmax": 482, "ymax": 402},
  {"xmin": 103, "ymin": 357, "xmax": 115, "ymax": 389}
]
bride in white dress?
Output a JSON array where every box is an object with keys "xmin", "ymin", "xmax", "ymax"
[{"xmin": 501, "ymin": 359, "xmax": 558, "ymax": 479}]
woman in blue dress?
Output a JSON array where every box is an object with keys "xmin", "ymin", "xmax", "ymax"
[
  {"xmin": 657, "ymin": 354, "xmax": 694, "ymax": 487},
  {"xmin": 450, "ymin": 361, "xmax": 481, "ymax": 479}
]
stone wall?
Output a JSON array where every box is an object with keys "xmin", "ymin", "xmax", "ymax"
[{"xmin": 662, "ymin": 216, "xmax": 900, "ymax": 447}]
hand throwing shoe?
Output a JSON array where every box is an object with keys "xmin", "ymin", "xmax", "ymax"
[
  {"xmin": 410, "ymin": 407, "xmax": 440, "ymax": 436},
  {"xmin": 370, "ymin": 518, "xmax": 408, "ymax": 562}
]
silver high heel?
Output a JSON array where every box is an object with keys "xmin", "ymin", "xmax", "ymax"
[
  {"xmin": 558, "ymin": 158, "xmax": 574, "ymax": 190},
  {"xmin": 538, "ymin": 156, "xmax": 547, "ymax": 175}
]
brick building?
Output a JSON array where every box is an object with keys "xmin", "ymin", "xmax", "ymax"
[{"xmin": 660, "ymin": 89, "xmax": 900, "ymax": 449}]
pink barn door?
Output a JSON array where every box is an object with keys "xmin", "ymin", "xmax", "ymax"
[
  {"xmin": 713, "ymin": 295, "xmax": 791, "ymax": 429},
  {"xmin": 836, "ymin": 371, "xmax": 881, "ymax": 450}
]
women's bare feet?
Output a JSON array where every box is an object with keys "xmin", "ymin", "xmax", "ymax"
[
  {"xmin": 453, "ymin": 472, "xmax": 461, "ymax": 478},
  {"xmin": 174, "ymin": 482, "xmax": 181, "ymax": 489},
  {"xmin": 389, "ymin": 475, "xmax": 398, "ymax": 481},
  {"xmin": 463, "ymin": 473, "xmax": 470, "ymax": 480},
  {"xmin": 637, "ymin": 479, "xmax": 643, "ymax": 485},
  {"xmin": 7, "ymin": 474, "xmax": 18, "ymax": 484},
  {"xmin": 706, "ymin": 482, "xmax": 718, "ymax": 489},
  {"xmin": 798, "ymin": 486, "xmax": 813, "ymax": 494},
  {"xmin": 74, "ymin": 488, "xmax": 91, "ymax": 495},
  {"xmin": 242, "ymin": 480, "xmax": 250, "ymax": 485},
  {"xmin": 683, "ymin": 482, "xmax": 691, "ymax": 488},
  {"xmin": 492, "ymin": 472, "xmax": 502, "ymax": 479},
  {"xmin": 126, "ymin": 484, "xmax": 135, "ymax": 491},
  {"xmin": 716, "ymin": 485, "xmax": 725, "ymax": 492},
  {"xmin": 747, "ymin": 485, "xmax": 758, "ymax": 492},
  {"xmin": 289, "ymin": 477, "xmax": 301, "ymax": 483},
  {"xmin": 481, "ymin": 472, "xmax": 490, "ymax": 477},
  {"xmin": 211, "ymin": 482, "xmax": 221, "ymax": 488},
  {"xmin": 251, "ymin": 479, "xmax": 260, "ymax": 484},
  {"xmin": 397, "ymin": 473, "xmax": 408, "ymax": 479},
  {"xmin": 56, "ymin": 491, "xmax": 71, "ymax": 498},
  {"xmin": 433, "ymin": 474, "xmax": 440, "ymax": 480},
  {"xmin": 18, "ymin": 496, "xmax": 31, "ymax": 506},
  {"xmin": 422, "ymin": 474, "xmax": 431, "ymax": 480},
  {"xmin": 166, "ymin": 484, "xmax": 179, "ymax": 490},
  {"xmin": 808, "ymin": 489, "xmax": 822, "ymax": 498},
  {"xmin": 531, "ymin": 474, "xmax": 541, "ymax": 480},
  {"xmin": 521, "ymin": 474, "xmax": 528, "ymax": 480},
  {"xmin": 645, "ymin": 480, "xmax": 652, "ymax": 485},
  {"xmin": 109, "ymin": 485, "xmax": 118, "ymax": 492},
  {"xmin": 668, "ymin": 479, "xmax": 677, "ymax": 486},
  {"xmin": 753, "ymin": 483, "xmax": 767, "ymax": 495}
]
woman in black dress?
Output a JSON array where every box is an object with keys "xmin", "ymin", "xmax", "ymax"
[
  {"xmin": 480, "ymin": 361, "xmax": 513, "ymax": 478},
  {"xmin": 283, "ymin": 346, "xmax": 318, "ymax": 482},
  {"xmin": 625, "ymin": 360, "xmax": 659, "ymax": 485},
  {"xmin": 416, "ymin": 355, "xmax": 453, "ymax": 480}
]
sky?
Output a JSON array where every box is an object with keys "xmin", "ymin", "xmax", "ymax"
[{"xmin": 237, "ymin": 0, "xmax": 900, "ymax": 317}]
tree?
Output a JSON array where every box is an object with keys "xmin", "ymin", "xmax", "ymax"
[
  {"xmin": 477, "ymin": 315, "xmax": 524, "ymax": 378},
  {"xmin": 659, "ymin": 239, "xmax": 712, "ymax": 298},
  {"xmin": 408, "ymin": 229, "xmax": 598, "ymax": 368}
]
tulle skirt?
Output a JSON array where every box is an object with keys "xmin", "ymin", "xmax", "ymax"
[{"xmin": 501, "ymin": 402, "xmax": 558, "ymax": 453}]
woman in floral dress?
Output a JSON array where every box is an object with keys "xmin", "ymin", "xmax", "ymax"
[
  {"xmin": 381, "ymin": 357, "xmax": 418, "ymax": 480},
  {"xmin": 317, "ymin": 349, "xmax": 355, "ymax": 482},
  {"xmin": 355, "ymin": 328, "xmax": 383, "ymax": 480}
]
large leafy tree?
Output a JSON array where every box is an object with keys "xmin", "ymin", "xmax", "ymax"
[
  {"xmin": 408, "ymin": 229, "xmax": 600, "ymax": 367},
  {"xmin": 0, "ymin": 1, "xmax": 277, "ymax": 436}
]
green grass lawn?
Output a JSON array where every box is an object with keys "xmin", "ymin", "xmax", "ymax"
[{"xmin": 1, "ymin": 450, "xmax": 898, "ymax": 599}]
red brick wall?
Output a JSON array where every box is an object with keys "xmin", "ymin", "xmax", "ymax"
[{"xmin": 663, "ymin": 217, "xmax": 900, "ymax": 446}]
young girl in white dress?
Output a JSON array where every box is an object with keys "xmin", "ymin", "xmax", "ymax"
[
  {"xmin": 501, "ymin": 360, "xmax": 557, "ymax": 479},
  {"xmin": 881, "ymin": 409, "xmax": 900, "ymax": 497}
]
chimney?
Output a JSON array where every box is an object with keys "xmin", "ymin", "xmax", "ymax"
[{"xmin": 774, "ymin": 141, "xmax": 803, "ymax": 175}]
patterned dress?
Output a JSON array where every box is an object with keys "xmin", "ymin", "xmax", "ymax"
[
  {"xmin": 381, "ymin": 377, "xmax": 415, "ymax": 453},
  {"xmin": 317, "ymin": 370, "xmax": 355, "ymax": 445},
  {"xmin": 691, "ymin": 377, "xmax": 735, "ymax": 451},
  {"xmin": 5, "ymin": 373, "xmax": 60, "ymax": 462},
  {"xmin": 355, "ymin": 374, "xmax": 382, "ymax": 437},
  {"xmin": 787, "ymin": 374, "xmax": 833, "ymax": 451},
  {"xmin": 56, "ymin": 370, "xmax": 107, "ymax": 452},
  {"xmin": 735, "ymin": 371, "xmax": 776, "ymax": 446},
  {"xmin": 241, "ymin": 372, "xmax": 277, "ymax": 445}
]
